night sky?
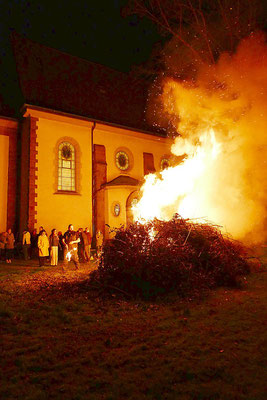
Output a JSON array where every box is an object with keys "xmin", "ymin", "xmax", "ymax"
[{"xmin": 0, "ymin": 0, "xmax": 162, "ymax": 113}]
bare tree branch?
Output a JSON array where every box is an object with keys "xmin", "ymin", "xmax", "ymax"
[{"xmin": 123, "ymin": 0, "xmax": 264, "ymax": 78}]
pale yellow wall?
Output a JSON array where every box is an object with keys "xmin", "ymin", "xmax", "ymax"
[
  {"xmin": 94, "ymin": 123, "xmax": 172, "ymax": 234},
  {"xmin": 104, "ymin": 186, "xmax": 134, "ymax": 236},
  {"xmin": 24, "ymin": 108, "xmax": 172, "ymax": 237},
  {"xmin": 26, "ymin": 109, "xmax": 93, "ymax": 235},
  {"xmin": 94, "ymin": 124, "xmax": 172, "ymax": 183},
  {"xmin": 0, "ymin": 135, "xmax": 9, "ymax": 232}
]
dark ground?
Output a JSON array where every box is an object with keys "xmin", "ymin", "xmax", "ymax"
[{"xmin": 1, "ymin": 257, "xmax": 267, "ymax": 400}]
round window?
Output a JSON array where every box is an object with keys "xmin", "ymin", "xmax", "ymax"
[
  {"xmin": 161, "ymin": 158, "xmax": 170, "ymax": 170},
  {"xmin": 115, "ymin": 151, "xmax": 129, "ymax": 171}
]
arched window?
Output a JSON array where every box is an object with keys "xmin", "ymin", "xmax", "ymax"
[{"xmin": 58, "ymin": 142, "xmax": 76, "ymax": 191}]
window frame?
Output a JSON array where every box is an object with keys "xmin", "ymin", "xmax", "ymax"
[
  {"xmin": 114, "ymin": 147, "xmax": 134, "ymax": 173},
  {"xmin": 57, "ymin": 141, "xmax": 76, "ymax": 193}
]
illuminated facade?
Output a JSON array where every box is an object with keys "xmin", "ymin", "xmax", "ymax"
[{"xmin": 0, "ymin": 34, "xmax": 171, "ymax": 239}]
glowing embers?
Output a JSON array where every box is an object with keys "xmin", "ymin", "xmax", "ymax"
[{"xmin": 132, "ymin": 128, "xmax": 221, "ymax": 224}]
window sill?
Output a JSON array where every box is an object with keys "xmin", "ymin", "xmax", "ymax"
[{"xmin": 54, "ymin": 191, "xmax": 81, "ymax": 195}]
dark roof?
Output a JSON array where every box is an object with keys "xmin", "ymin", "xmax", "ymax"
[
  {"xmin": 11, "ymin": 33, "xmax": 165, "ymax": 135},
  {"xmin": 102, "ymin": 175, "xmax": 140, "ymax": 188}
]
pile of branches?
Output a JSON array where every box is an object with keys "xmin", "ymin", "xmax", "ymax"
[{"xmin": 90, "ymin": 215, "xmax": 251, "ymax": 299}]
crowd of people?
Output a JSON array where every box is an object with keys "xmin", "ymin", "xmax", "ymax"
[{"xmin": 0, "ymin": 224, "xmax": 104, "ymax": 269}]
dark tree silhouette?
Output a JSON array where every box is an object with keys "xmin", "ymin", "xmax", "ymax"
[{"xmin": 124, "ymin": 0, "xmax": 265, "ymax": 78}]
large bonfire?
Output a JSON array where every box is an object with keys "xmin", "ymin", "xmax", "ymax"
[
  {"xmin": 133, "ymin": 33, "xmax": 267, "ymax": 245},
  {"xmin": 91, "ymin": 33, "xmax": 266, "ymax": 298},
  {"xmin": 93, "ymin": 216, "xmax": 251, "ymax": 299}
]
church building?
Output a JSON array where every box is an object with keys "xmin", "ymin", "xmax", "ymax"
[{"xmin": 0, "ymin": 34, "xmax": 172, "ymax": 240}]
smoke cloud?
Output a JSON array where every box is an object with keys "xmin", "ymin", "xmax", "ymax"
[{"xmin": 147, "ymin": 32, "xmax": 267, "ymax": 244}]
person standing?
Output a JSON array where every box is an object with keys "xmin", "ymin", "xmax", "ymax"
[
  {"xmin": 82, "ymin": 227, "xmax": 92, "ymax": 262},
  {"xmin": 96, "ymin": 230, "xmax": 104, "ymax": 257},
  {"xmin": 5, "ymin": 228, "xmax": 15, "ymax": 263},
  {"xmin": 38, "ymin": 226, "xmax": 44, "ymax": 237},
  {"xmin": 0, "ymin": 232, "xmax": 7, "ymax": 261},
  {"xmin": 58, "ymin": 231, "xmax": 64, "ymax": 260},
  {"xmin": 77, "ymin": 228, "xmax": 84, "ymax": 262},
  {"xmin": 22, "ymin": 228, "xmax": 31, "ymax": 260},
  {"xmin": 49, "ymin": 229, "xmax": 60, "ymax": 266},
  {"xmin": 37, "ymin": 230, "xmax": 49, "ymax": 267},
  {"xmin": 30, "ymin": 229, "xmax": 38, "ymax": 259},
  {"xmin": 62, "ymin": 224, "xmax": 80, "ymax": 271}
]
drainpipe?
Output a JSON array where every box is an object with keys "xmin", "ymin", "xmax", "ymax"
[{"xmin": 91, "ymin": 121, "xmax": 96, "ymax": 238}]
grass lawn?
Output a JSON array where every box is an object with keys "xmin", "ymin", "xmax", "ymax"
[{"xmin": 1, "ymin": 259, "xmax": 267, "ymax": 400}]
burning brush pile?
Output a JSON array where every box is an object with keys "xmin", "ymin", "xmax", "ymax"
[{"xmin": 90, "ymin": 215, "xmax": 251, "ymax": 299}]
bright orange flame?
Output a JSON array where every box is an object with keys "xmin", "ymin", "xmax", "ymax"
[
  {"xmin": 132, "ymin": 128, "xmax": 221, "ymax": 224},
  {"xmin": 133, "ymin": 33, "xmax": 267, "ymax": 244}
]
